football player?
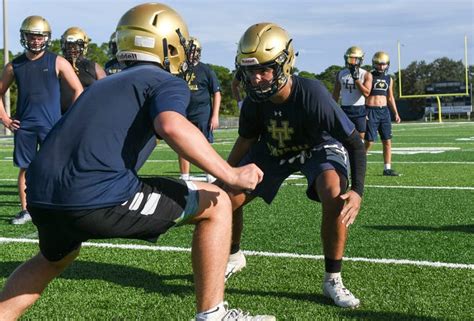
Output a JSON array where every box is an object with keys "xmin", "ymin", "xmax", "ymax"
[
  {"xmin": 332, "ymin": 46, "xmax": 372, "ymax": 139},
  {"xmin": 178, "ymin": 36, "xmax": 222, "ymax": 183},
  {"xmin": 222, "ymin": 23, "xmax": 366, "ymax": 309},
  {"xmin": 0, "ymin": 4, "xmax": 273, "ymax": 321},
  {"xmin": 0, "ymin": 15, "xmax": 83, "ymax": 225},
  {"xmin": 365, "ymin": 51, "xmax": 401, "ymax": 176},
  {"xmin": 60, "ymin": 26, "xmax": 106, "ymax": 113},
  {"xmin": 104, "ymin": 31, "xmax": 127, "ymax": 75}
]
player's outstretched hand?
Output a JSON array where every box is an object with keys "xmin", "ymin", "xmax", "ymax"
[
  {"xmin": 339, "ymin": 190, "xmax": 362, "ymax": 227},
  {"xmin": 227, "ymin": 163, "xmax": 263, "ymax": 191}
]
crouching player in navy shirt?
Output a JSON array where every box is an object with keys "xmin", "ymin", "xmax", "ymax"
[
  {"xmin": 0, "ymin": 4, "xmax": 275, "ymax": 321},
  {"xmin": 221, "ymin": 23, "xmax": 367, "ymax": 310}
]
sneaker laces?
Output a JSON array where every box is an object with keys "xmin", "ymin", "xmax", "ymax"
[
  {"xmin": 223, "ymin": 308, "xmax": 251, "ymax": 320},
  {"xmin": 330, "ymin": 278, "xmax": 354, "ymax": 299}
]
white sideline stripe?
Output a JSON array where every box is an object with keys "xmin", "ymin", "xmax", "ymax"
[
  {"xmin": 284, "ymin": 183, "xmax": 474, "ymax": 190},
  {"xmin": 365, "ymin": 185, "xmax": 474, "ymax": 190},
  {"xmin": 0, "ymin": 237, "xmax": 472, "ymax": 270}
]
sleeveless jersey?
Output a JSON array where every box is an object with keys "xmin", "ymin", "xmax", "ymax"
[
  {"xmin": 26, "ymin": 63, "xmax": 190, "ymax": 210},
  {"xmin": 370, "ymin": 72, "xmax": 391, "ymax": 96},
  {"xmin": 337, "ymin": 68, "xmax": 367, "ymax": 106},
  {"xmin": 60, "ymin": 58, "xmax": 98, "ymax": 112},
  {"xmin": 12, "ymin": 51, "xmax": 61, "ymax": 129}
]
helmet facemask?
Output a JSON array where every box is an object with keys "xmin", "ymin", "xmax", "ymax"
[
  {"xmin": 239, "ymin": 50, "xmax": 290, "ymax": 102},
  {"xmin": 20, "ymin": 31, "xmax": 50, "ymax": 53}
]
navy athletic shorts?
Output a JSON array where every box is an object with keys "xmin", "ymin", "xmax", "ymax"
[
  {"xmin": 239, "ymin": 141, "xmax": 349, "ymax": 204},
  {"xmin": 188, "ymin": 118, "xmax": 213, "ymax": 143},
  {"xmin": 365, "ymin": 106, "xmax": 392, "ymax": 142},
  {"xmin": 13, "ymin": 126, "xmax": 51, "ymax": 168},
  {"xmin": 28, "ymin": 177, "xmax": 199, "ymax": 262},
  {"xmin": 341, "ymin": 105, "xmax": 367, "ymax": 133}
]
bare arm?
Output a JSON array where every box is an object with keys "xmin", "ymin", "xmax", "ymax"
[
  {"xmin": 355, "ymin": 71, "xmax": 372, "ymax": 98},
  {"xmin": 0, "ymin": 63, "xmax": 20, "ymax": 131},
  {"xmin": 227, "ymin": 135, "xmax": 258, "ymax": 167},
  {"xmin": 209, "ymin": 91, "xmax": 221, "ymax": 130},
  {"xmin": 387, "ymin": 80, "xmax": 400, "ymax": 123},
  {"xmin": 155, "ymin": 111, "xmax": 262, "ymax": 190},
  {"xmin": 94, "ymin": 63, "xmax": 107, "ymax": 80},
  {"xmin": 56, "ymin": 56, "xmax": 83, "ymax": 103}
]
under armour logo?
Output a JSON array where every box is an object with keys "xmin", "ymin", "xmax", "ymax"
[{"xmin": 274, "ymin": 111, "xmax": 282, "ymax": 117}]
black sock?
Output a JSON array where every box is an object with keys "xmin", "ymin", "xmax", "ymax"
[
  {"xmin": 230, "ymin": 243, "xmax": 240, "ymax": 255},
  {"xmin": 325, "ymin": 257, "xmax": 342, "ymax": 273}
]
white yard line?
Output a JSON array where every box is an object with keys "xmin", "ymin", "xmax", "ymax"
[{"xmin": 0, "ymin": 237, "xmax": 471, "ymax": 270}]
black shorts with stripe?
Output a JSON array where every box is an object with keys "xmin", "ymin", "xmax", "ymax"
[{"xmin": 28, "ymin": 177, "xmax": 199, "ymax": 262}]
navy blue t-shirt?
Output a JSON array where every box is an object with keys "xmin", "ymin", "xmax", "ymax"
[
  {"xmin": 26, "ymin": 63, "xmax": 190, "ymax": 210},
  {"xmin": 12, "ymin": 51, "xmax": 61, "ymax": 129},
  {"xmin": 186, "ymin": 62, "xmax": 220, "ymax": 121},
  {"xmin": 239, "ymin": 76, "xmax": 355, "ymax": 158}
]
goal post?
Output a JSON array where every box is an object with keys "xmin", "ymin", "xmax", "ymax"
[{"xmin": 397, "ymin": 36, "xmax": 470, "ymax": 123}]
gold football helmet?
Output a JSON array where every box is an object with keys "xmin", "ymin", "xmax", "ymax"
[
  {"xmin": 116, "ymin": 3, "xmax": 191, "ymax": 75},
  {"xmin": 188, "ymin": 36, "xmax": 201, "ymax": 65},
  {"xmin": 61, "ymin": 27, "xmax": 89, "ymax": 62},
  {"xmin": 20, "ymin": 15, "xmax": 51, "ymax": 52},
  {"xmin": 235, "ymin": 22, "xmax": 295, "ymax": 102},
  {"xmin": 344, "ymin": 46, "xmax": 364, "ymax": 68},
  {"xmin": 372, "ymin": 51, "xmax": 390, "ymax": 75}
]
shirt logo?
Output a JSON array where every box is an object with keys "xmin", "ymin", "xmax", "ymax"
[
  {"xmin": 374, "ymin": 79, "xmax": 388, "ymax": 91},
  {"xmin": 267, "ymin": 119, "xmax": 294, "ymax": 148}
]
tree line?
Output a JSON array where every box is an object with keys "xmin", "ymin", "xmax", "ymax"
[{"xmin": 1, "ymin": 39, "xmax": 473, "ymax": 117}]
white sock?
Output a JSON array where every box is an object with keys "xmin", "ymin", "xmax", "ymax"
[
  {"xmin": 324, "ymin": 272, "xmax": 341, "ymax": 281},
  {"xmin": 384, "ymin": 164, "xmax": 391, "ymax": 170},
  {"xmin": 195, "ymin": 302, "xmax": 226, "ymax": 320},
  {"xmin": 180, "ymin": 173, "xmax": 190, "ymax": 181}
]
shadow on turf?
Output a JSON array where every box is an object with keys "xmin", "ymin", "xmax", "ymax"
[
  {"xmin": 0, "ymin": 260, "xmax": 334, "ymax": 306},
  {"xmin": 339, "ymin": 310, "xmax": 442, "ymax": 321},
  {"xmin": 366, "ymin": 224, "xmax": 473, "ymax": 234}
]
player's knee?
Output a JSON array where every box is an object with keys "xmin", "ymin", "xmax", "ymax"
[{"xmin": 196, "ymin": 183, "xmax": 232, "ymax": 221}]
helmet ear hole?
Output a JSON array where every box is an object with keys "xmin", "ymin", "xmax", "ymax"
[{"xmin": 168, "ymin": 44, "xmax": 178, "ymax": 56}]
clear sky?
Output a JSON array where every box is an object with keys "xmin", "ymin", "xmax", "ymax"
[{"xmin": 1, "ymin": 0, "xmax": 473, "ymax": 73}]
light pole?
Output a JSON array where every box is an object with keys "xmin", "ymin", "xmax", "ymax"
[{"xmin": 2, "ymin": 0, "xmax": 11, "ymax": 135}]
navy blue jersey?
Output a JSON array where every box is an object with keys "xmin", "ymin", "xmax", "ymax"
[
  {"xmin": 239, "ymin": 76, "xmax": 355, "ymax": 158},
  {"xmin": 370, "ymin": 72, "xmax": 391, "ymax": 96},
  {"xmin": 186, "ymin": 62, "xmax": 220, "ymax": 120},
  {"xmin": 12, "ymin": 51, "xmax": 61, "ymax": 129},
  {"xmin": 26, "ymin": 63, "xmax": 190, "ymax": 210}
]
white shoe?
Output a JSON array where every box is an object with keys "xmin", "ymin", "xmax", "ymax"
[
  {"xmin": 11, "ymin": 210, "xmax": 32, "ymax": 225},
  {"xmin": 195, "ymin": 302, "xmax": 275, "ymax": 321},
  {"xmin": 180, "ymin": 174, "xmax": 190, "ymax": 181},
  {"xmin": 225, "ymin": 250, "xmax": 246, "ymax": 282},
  {"xmin": 323, "ymin": 276, "xmax": 360, "ymax": 308}
]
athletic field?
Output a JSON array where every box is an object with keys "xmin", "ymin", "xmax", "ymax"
[{"xmin": 0, "ymin": 121, "xmax": 473, "ymax": 320}]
